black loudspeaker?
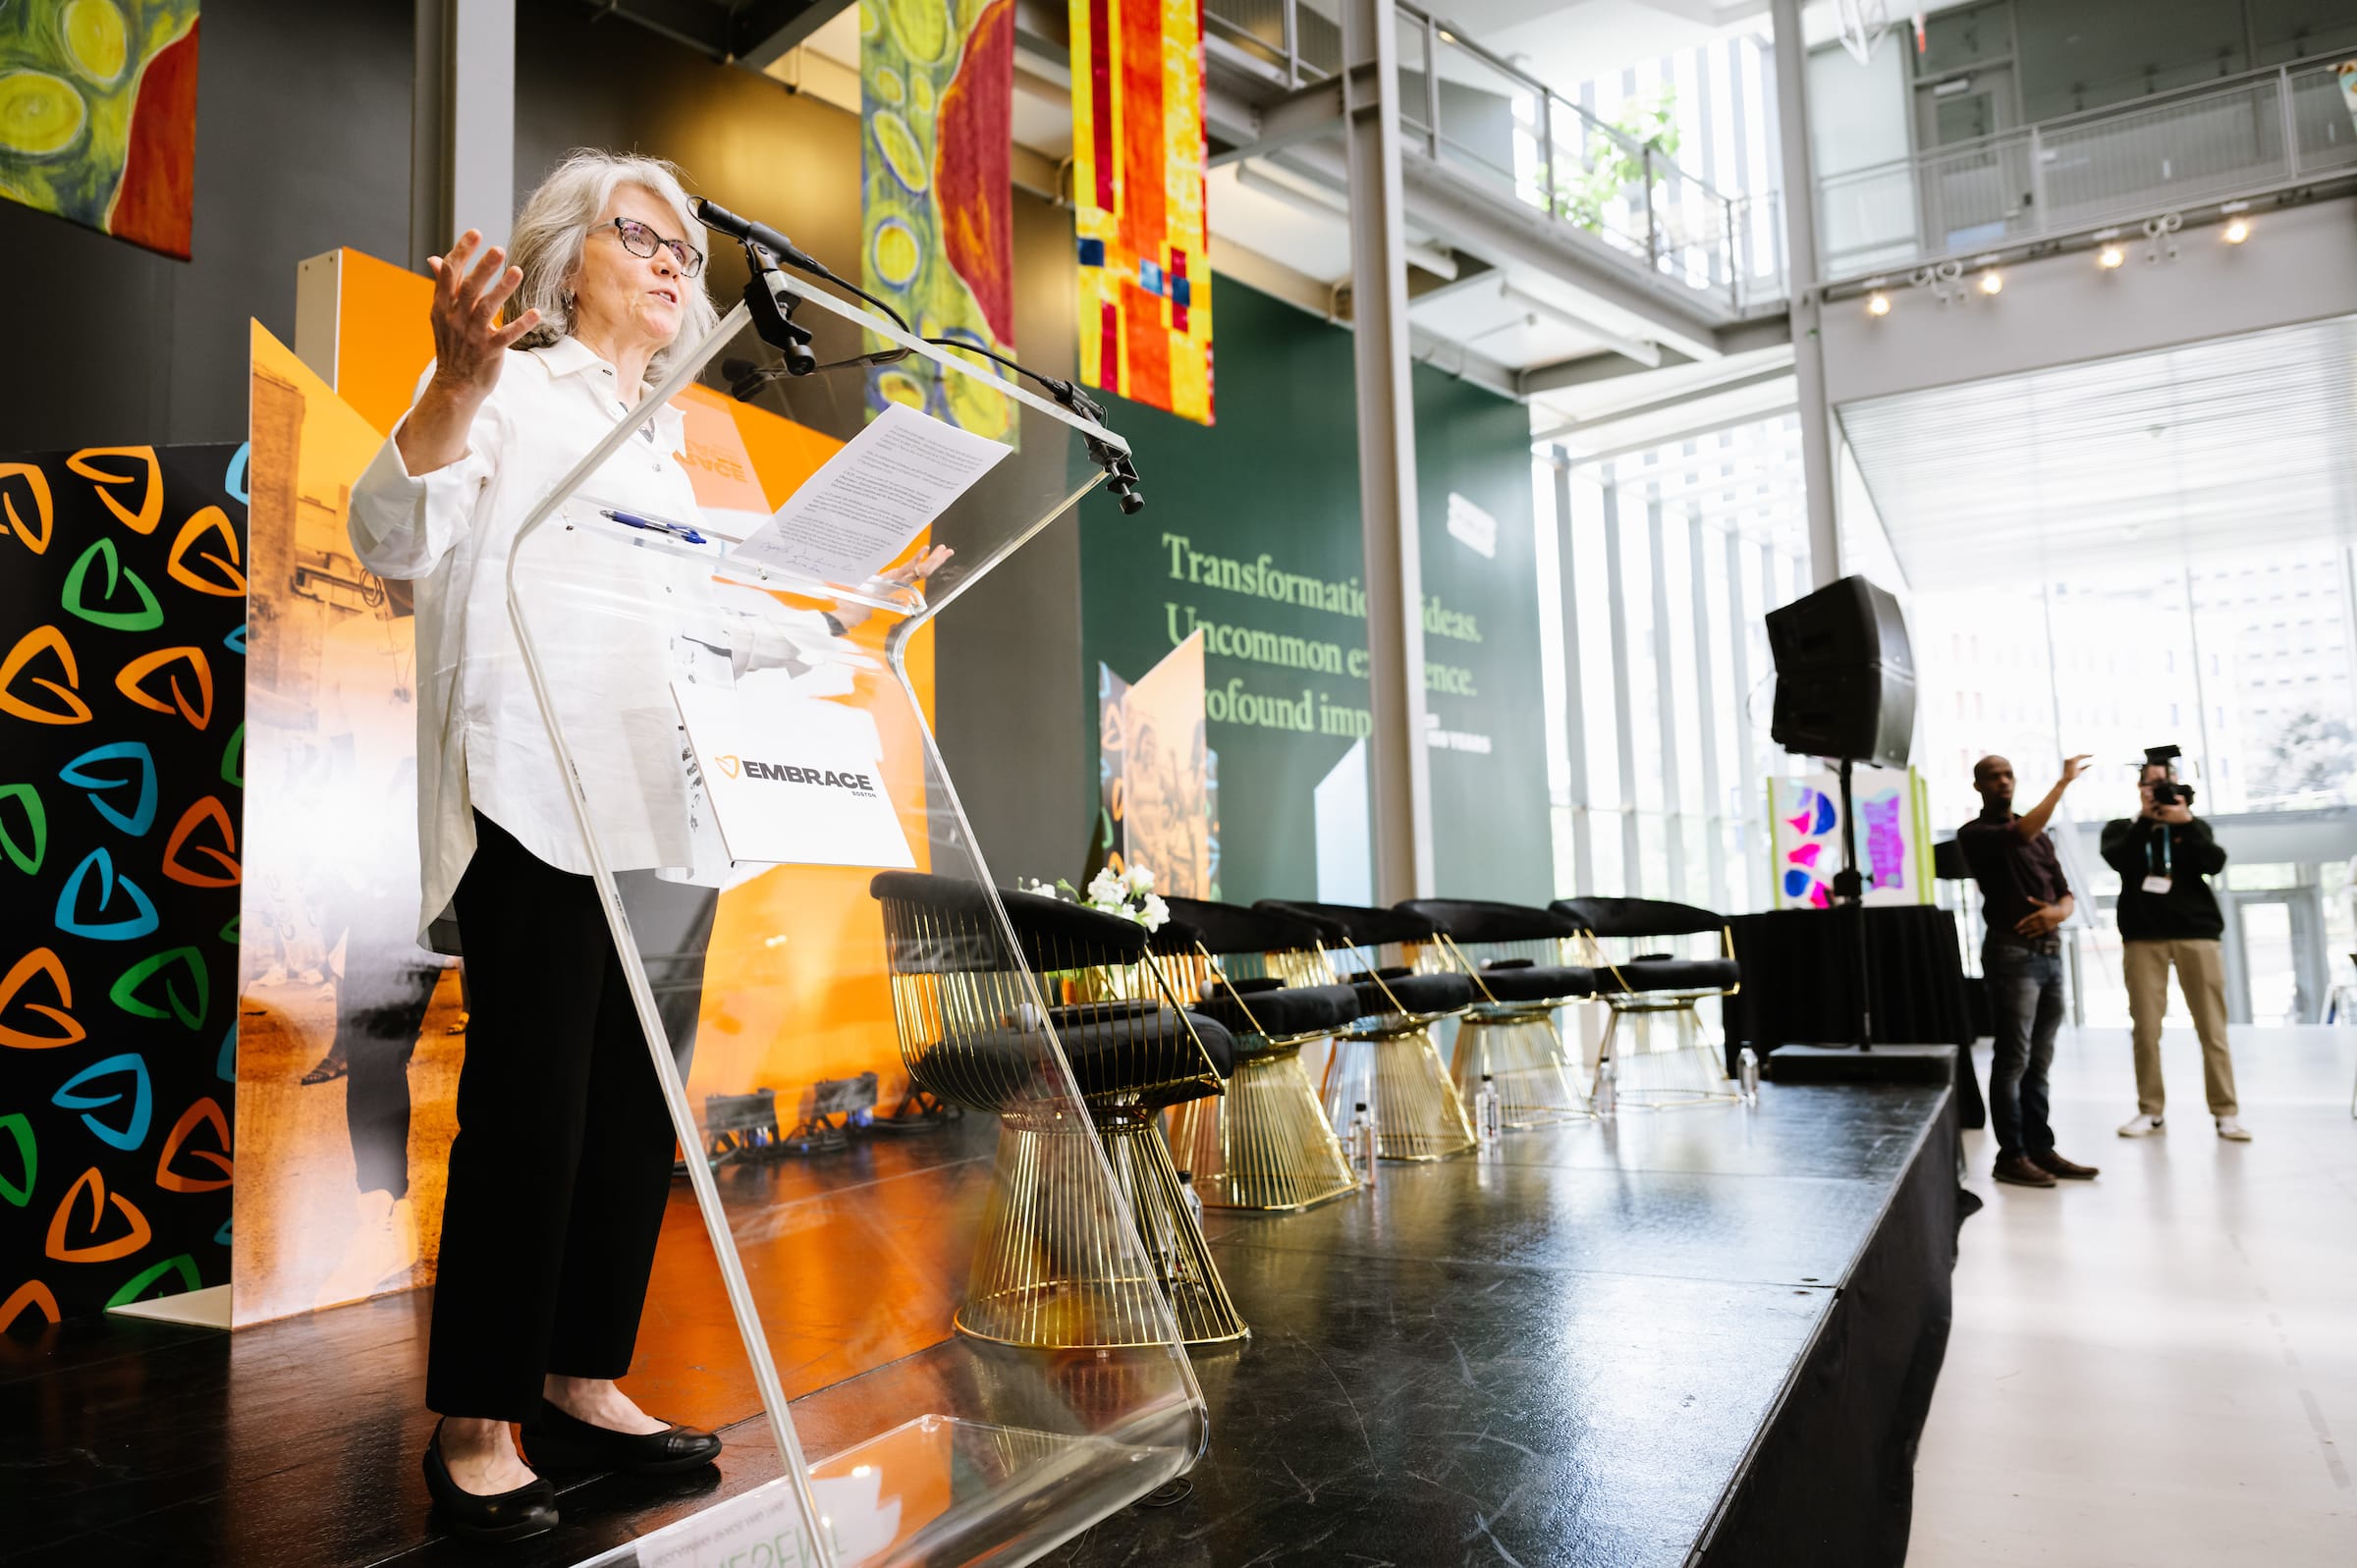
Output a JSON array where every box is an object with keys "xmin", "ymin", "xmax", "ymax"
[{"xmin": 1765, "ymin": 575, "xmax": 1915, "ymax": 768}]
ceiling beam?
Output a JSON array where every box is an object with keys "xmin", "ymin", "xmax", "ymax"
[
  {"xmin": 1554, "ymin": 405, "xmax": 1799, "ymax": 466},
  {"xmin": 728, "ymin": 0, "xmax": 850, "ymax": 67},
  {"xmin": 1536, "ymin": 362, "xmax": 1794, "ymax": 435}
]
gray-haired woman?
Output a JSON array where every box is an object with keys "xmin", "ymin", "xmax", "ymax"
[{"xmin": 350, "ymin": 151, "xmax": 762, "ymax": 1543}]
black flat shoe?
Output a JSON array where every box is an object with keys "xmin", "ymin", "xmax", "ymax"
[
  {"xmin": 423, "ymin": 1420, "xmax": 560, "ymax": 1543},
  {"xmin": 522, "ymin": 1401, "xmax": 723, "ymax": 1476}
]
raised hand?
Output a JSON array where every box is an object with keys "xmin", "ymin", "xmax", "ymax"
[
  {"xmin": 426, "ymin": 230, "xmax": 541, "ymax": 401},
  {"xmin": 397, "ymin": 229, "xmax": 541, "ymax": 478},
  {"xmin": 2060, "ymin": 753, "xmax": 2093, "ymax": 784}
]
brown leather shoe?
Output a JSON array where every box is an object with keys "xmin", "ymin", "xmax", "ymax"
[
  {"xmin": 1993, "ymin": 1153, "xmax": 2056, "ymax": 1187},
  {"xmin": 2033, "ymin": 1150, "xmax": 2099, "ymax": 1180}
]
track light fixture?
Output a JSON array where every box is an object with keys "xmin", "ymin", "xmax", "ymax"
[{"xmin": 1909, "ymin": 258, "xmax": 1965, "ymax": 305}]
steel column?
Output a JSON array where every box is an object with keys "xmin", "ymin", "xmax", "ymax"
[
  {"xmin": 1602, "ymin": 472, "xmax": 1642, "ymax": 894},
  {"xmin": 1342, "ymin": 0, "xmax": 1435, "ymax": 900},
  {"xmin": 1553, "ymin": 450, "xmax": 1593, "ymax": 896},
  {"xmin": 1768, "ymin": 0, "xmax": 1839, "ymax": 587},
  {"xmin": 1689, "ymin": 512, "xmax": 1727, "ymax": 911}
]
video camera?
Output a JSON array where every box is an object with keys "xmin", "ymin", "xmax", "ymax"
[{"xmin": 2142, "ymin": 744, "xmax": 2196, "ymax": 807}]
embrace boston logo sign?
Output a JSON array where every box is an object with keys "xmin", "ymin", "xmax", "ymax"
[{"xmin": 713, "ymin": 753, "xmax": 880, "ymax": 797}]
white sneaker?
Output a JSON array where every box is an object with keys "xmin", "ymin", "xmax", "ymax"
[
  {"xmin": 2215, "ymin": 1116, "xmax": 2252, "ymax": 1142},
  {"xmin": 2117, "ymin": 1113, "xmax": 2166, "ymax": 1137}
]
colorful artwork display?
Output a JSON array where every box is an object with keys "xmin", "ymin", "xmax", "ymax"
[
  {"xmin": 1069, "ymin": 0, "xmax": 1214, "ymax": 424},
  {"xmin": 1087, "ymin": 633, "xmax": 1215, "ymax": 895},
  {"xmin": 0, "ymin": 2, "xmax": 199, "ymax": 258},
  {"xmin": 860, "ymin": 0, "xmax": 1016, "ymax": 439},
  {"xmin": 0, "ymin": 441, "xmax": 245, "ymax": 1327},
  {"xmin": 1769, "ymin": 766, "xmax": 1933, "ymax": 909}
]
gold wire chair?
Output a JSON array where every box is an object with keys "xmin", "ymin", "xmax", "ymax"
[
  {"xmin": 871, "ymin": 873, "xmax": 1248, "ymax": 1346},
  {"xmin": 1156, "ymin": 898, "xmax": 1364, "ymax": 1213},
  {"xmin": 1256, "ymin": 900, "xmax": 1479, "ymax": 1162},
  {"xmin": 1551, "ymin": 896, "xmax": 1743, "ymax": 1108},
  {"xmin": 1397, "ymin": 899, "xmax": 1599, "ymax": 1128}
]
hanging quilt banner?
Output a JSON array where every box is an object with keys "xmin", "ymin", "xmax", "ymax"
[
  {"xmin": 1069, "ymin": 0, "xmax": 1214, "ymax": 425},
  {"xmin": 860, "ymin": 0, "xmax": 1016, "ymax": 439}
]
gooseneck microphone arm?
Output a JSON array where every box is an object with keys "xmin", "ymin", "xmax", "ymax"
[{"xmin": 692, "ymin": 194, "xmax": 1145, "ymax": 513}]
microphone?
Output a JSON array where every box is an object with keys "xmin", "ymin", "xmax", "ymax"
[{"xmin": 690, "ymin": 197, "xmax": 824, "ymax": 276}]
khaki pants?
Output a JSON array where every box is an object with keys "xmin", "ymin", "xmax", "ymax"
[{"xmin": 2123, "ymin": 939, "xmax": 2238, "ymax": 1118}]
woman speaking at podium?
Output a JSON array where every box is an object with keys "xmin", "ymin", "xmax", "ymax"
[{"xmin": 348, "ymin": 151, "xmax": 747, "ymax": 1542}]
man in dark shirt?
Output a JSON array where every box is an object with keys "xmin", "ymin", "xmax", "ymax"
[
  {"xmin": 2100, "ymin": 763, "xmax": 2247, "ymax": 1141},
  {"xmin": 1958, "ymin": 754, "xmax": 2099, "ymax": 1188}
]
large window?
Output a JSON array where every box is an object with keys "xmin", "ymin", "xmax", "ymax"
[{"xmin": 1537, "ymin": 415, "xmax": 1812, "ymax": 913}]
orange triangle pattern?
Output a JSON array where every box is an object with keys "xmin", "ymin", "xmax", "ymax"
[
  {"xmin": 45, "ymin": 1166, "xmax": 153, "ymax": 1264},
  {"xmin": 155, "ymin": 1098, "xmax": 233, "ymax": 1193},
  {"xmin": 115, "ymin": 645, "xmax": 213, "ymax": 730},
  {"xmin": 0, "ymin": 625, "xmax": 91, "ymax": 726},
  {"xmin": 66, "ymin": 447, "xmax": 164, "ymax": 534},
  {"xmin": 0, "ymin": 948, "xmax": 82, "ymax": 1051},
  {"xmin": 161, "ymin": 796, "xmax": 239, "ymax": 888}
]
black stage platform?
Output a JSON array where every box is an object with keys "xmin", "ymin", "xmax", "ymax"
[{"xmin": 4, "ymin": 1077, "xmax": 1955, "ymax": 1568}]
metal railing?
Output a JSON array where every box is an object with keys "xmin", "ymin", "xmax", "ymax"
[
  {"xmin": 1818, "ymin": 59, "xmax": 2357, "ymax": 283},
  {"xmin": 1203, "ymin": 0, "xmax": 1785, "ymax": 310}
]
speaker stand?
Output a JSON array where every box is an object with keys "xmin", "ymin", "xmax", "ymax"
[{"xmin": 1833, "ymin": 757, "xmax": 1874, "ymax": 1053}]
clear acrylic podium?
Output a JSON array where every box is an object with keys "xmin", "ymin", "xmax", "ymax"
[{"xmin": 506, "ymin": 270, "xmax": 1204, "ymax": 1567}]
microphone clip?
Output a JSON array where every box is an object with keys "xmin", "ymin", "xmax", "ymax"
[
  {"xmin": 740, "ymin": 240, "xmax": 818, "ymax": 378},
  {"xmin": 1041, "ymin": 378, "xmax": 1145, "ymax": 515}
]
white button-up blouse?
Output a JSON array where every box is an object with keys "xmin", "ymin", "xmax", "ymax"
[{"xmin": 348, "ymin": 335, "xmax": 841, "ymax": 939}]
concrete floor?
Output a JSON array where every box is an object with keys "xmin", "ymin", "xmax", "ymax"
[{"xmin": 1911, "ymin": 1025, "xmax": 2357, "ymax": 1565}]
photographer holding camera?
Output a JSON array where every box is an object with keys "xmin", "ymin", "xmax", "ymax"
[{"xmin": 2101, "ymin": 748, "xmax": 2249, "ymax": 1142}]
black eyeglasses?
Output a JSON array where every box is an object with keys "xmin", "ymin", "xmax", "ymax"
[{"xmin": 606, "ymin": 217, "xmax": 704, "ymax": 278}]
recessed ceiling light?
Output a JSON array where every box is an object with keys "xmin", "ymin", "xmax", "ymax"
[
  {"xmin": 1977, "ymin": 270, "xmax": 2003, "ymax": 295},
  {"xmin": 1867, "ymin": 292, "xmax": 1891, "ymax": 316},
  {"xmin": 2098, "ymin": 244, "xmax": 2125, "ymax": 269},
  {"xmin": 2222, "ymin": 217, "xmax": 2250, "ymax": 243}
]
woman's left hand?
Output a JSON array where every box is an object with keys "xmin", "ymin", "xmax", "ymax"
[
  {"xmin": 831, "ymin": 545, "xmax": 955, "ymax": 632},
  {"xmin": 879, "ymin": 545, "xmax": 955, "ymax": 591}
]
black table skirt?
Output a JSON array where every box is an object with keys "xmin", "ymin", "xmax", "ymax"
[{"xmin": 1723, "ymin": 906, "xmax": 1986, "ymax": 1128}]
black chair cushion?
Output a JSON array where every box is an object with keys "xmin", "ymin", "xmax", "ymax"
[
  {"xmin": 1256, "ymin": 898, "xmax": 1437, "ymax": 946},
  {"xmin": 918, "ymin": 1003, "xmax": 1235, "ymax": 1108},
  {"xmin": 1224, "ymin": 975, "xmax": 1288, "ymax": 995},
  {"xmin": 1551, "ymin": 895, "xmax": 1723, "ymax": 939},
  {"xmin": 1351, "ymin": 971, "xmax": 1473, "ymax": 1016},
  {"xmin": 1192, "ymin": 982, "xmax": 1360, "ymax": 1038},
  {"xmin": 1597, "ymin": 957, "xmax": 1740, "ymax": 994},
  {"xmin": 1396, "ymin": 898, "xmax": 1580, "ymax": 944},
  {"xmin": 1472, "ymin": 964, "xmax": 1597, "ymax": 1002},
  {"xmin": 872, "ymin": 872, "xmax": 1149, "ymax": 973},
  {"xmin": 1342, "ymin": 966, "xmax": 1413, "ymax": 983},
  {"xmin": 1161, "ymin": 896, "xmax": 1330, "ymax": 955}
]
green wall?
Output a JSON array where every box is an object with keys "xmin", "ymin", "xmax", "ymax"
[{"xmin": 1077, "ymin": 281, "xmax": 1551, "ymax": 905}]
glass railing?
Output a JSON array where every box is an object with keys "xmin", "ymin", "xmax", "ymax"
[
  {"xmin": 1203, "ymin": 0, "xmax": 1785, "ymax": 310},
  {"xmin": 1818, "ymin": 60, "xmax": 2357, "ymax": 282}
]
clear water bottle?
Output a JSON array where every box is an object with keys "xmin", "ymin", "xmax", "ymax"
[
  {"xmin": 1737, "ymin": 1047, "xmax": 1761, "ymax": 1106},
  {"xmin": 1593, "ymin": 1058, "xmax": 1617, "ymax": 1118},
  {"xmin": 1178, "ymin": 1169, "xmax": 1205, "ymax": 1226},
  {"xmin": 1347, "ymin": 1102, "xmax": 1378, "ymax": 1185},
  {"xmin": 1474, "ymin": 1074, "xmax": 1503, "ymax": 1146}
]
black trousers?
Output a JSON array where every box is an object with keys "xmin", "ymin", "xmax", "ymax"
[{"xmin": 426, "ymin": 811, "xmax": 680, "ymax": 1421}]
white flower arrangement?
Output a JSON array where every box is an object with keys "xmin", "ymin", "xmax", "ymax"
[{"xmin": 1018, "ymin": 863, "xmax": 1171, "ymax": 932}]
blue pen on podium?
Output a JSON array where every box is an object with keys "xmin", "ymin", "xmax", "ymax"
[{"xmin": 601, "ymin": 507, "xmax": 708, "ymax": 546}]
